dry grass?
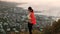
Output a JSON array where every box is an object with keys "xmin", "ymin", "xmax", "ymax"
[
  {"xmin": 7, "ymin": 30, "xmax": 42, "ymax": 34},
  {"xmin": 20, "ymin": 30, "xmax": 42, "ymax": 34}
]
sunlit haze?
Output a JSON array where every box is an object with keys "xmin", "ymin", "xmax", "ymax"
[{"xmin": 0, "ymin": 0, "xmax": 60, "ymax": 17}]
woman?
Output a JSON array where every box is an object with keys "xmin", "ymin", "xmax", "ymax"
[{"xmin": 27, "ymin": 7, "xmax": 36, "ymax": 34}]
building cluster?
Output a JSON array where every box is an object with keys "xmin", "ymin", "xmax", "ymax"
[{"xmin": 0, "ymin": 6, "xmax": 54, "ymax": 33}]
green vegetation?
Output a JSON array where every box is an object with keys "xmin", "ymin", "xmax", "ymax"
[{"xmin": 43, "ymin": 19, "xmax": 60, "ymax": 34}]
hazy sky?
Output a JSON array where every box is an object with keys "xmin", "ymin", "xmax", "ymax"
[{"xmin": 1, "ymin": 0, "xmax": 60, "ymax": 17}]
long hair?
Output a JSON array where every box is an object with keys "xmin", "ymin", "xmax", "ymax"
[{"xmin": 28, "ymin": 7, "xmax": 33, "ymax": 12}]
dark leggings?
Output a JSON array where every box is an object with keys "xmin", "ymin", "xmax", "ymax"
[{"xmin": 28, "ymin": 22, "xmax": 33, "ymax": 34}]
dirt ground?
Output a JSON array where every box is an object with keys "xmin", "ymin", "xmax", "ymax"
[
  {"xmin": 20, "ymin": 30, "xmax": 41, "ymax": 34},
  {"xmin": 6, "ymin": 30, "xmax": 42, "ymax": 34}
]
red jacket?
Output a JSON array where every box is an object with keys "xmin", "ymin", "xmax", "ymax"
[{"xmin": 30, "ymin": 12, "xmax": 36, "ymax": 25}]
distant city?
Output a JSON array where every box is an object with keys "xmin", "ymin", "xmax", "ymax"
[{"xmin": 0, "ymin": 1, "xmax": 60, "ymax": 33}]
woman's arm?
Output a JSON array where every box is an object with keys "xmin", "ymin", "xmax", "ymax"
[
  {"xmin": 27, "ymin": 13, "xmax": 32, "ymax": 23},
  {"xmin": 27, "ymin": 13, "xmax": 31, "ymax": 20}
]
